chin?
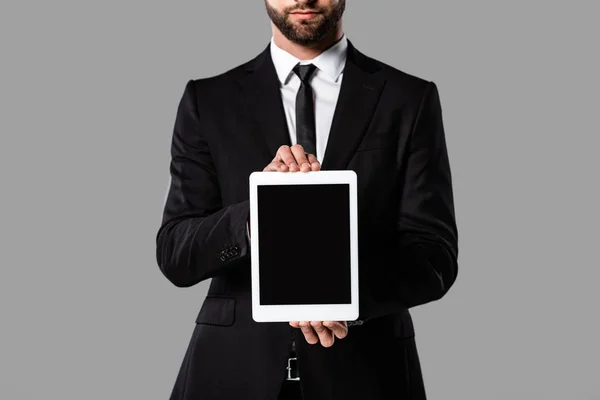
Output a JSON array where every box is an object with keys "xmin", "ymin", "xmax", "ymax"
[{"xmin": 293, "ymin": 24, "xmax": 320, "ymax": 37}]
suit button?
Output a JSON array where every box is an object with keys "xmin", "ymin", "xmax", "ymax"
[
  {"xmin": 219, "ymin": 246, "xmax": 240, "ymax": 262},
  {"xmin": 219, "ymin": 249, "xmax": 229, "ymax": 261}
]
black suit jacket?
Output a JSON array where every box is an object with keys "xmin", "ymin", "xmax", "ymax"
[{"xmin": 156, "ymin": 39, "xmax": 458, "ymax": 400}]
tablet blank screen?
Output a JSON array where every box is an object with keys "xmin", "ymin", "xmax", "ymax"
[{"xmin": 257, "ymin": 183, "xmax": 351, "ymax": 305}]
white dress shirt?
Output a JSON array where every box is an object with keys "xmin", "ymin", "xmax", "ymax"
[
  {"xmin": 270, "ymin": 34, "xmax": 348, "ymax": 163},
  {"xmin": 247, "ymin": 35, "xmax": 349, "ymax": 240}
]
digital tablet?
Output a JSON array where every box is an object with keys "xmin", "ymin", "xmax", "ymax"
[{"xmin": 249, "ymin": 170, "xmax": 359, "ymax": 322}]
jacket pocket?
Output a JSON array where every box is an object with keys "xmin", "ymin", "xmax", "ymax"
[{"xmin": 195, "ymin": 296, "xmax": 236, "ymax": 326}]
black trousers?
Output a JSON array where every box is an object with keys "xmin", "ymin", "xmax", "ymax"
[{"xmin": 277, "ymin": 379, "xmax": 303, "ymax": 400}]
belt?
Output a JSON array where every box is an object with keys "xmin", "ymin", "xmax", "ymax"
[
  {"xmin": 286, "ymin": 355, "xmax": 300, "ymax": 381},
  {"xmin": 286, "ymin": 338, "xmax": 300, "ymax": 381}
]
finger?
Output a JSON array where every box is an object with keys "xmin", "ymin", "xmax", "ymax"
[
  {"xmin": 276, "ymin": 145, "xmax": 299, "ymax": 171},
  {"xmin": 307, "ymin": 153, "xmax": 321, "ymax": 171},
  {"xmin": 299, "ymin": 321, "xmax": 319, "ymax": 345},
  {"xmin": 263, "ymin": 161, "xmax": 288, "ymax": 172},
  {"xmin": 290, "ymin": 145, "xmax": 311, "ymax": 171},
  {"xmin": 311, "ymin": 321, "xmax": 335, "ymax": 348},
  {"xmin": 289, "ymin": 321, "xmax": 300, "ymax": 328},
  {"xmin": 323, "ymin": 321, "xmax": 348, "ymax": 339}
]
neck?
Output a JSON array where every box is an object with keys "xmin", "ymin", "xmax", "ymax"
[{"xmin": 272, "ymin": 25, "xmax": 344, "ymax": 60}]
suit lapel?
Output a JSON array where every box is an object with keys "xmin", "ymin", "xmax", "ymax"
[
  {"xmin": 237, "ymin": 40, "xmax": 386, "ymax": 170},
  {"xmin": 237, "ymin": 45, "xmax": 291, "ymax": 165},
  {"xmin": 321, "ymin": 41, "xmax": 386, "ymax": 170}
]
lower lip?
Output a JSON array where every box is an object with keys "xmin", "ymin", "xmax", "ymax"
[{"xmin": 291, "ymin": 12, "xmax": 319, "ymax": 20}]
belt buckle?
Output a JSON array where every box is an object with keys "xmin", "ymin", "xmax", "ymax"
[{"xmin": 286, "ymin": 357, "xmax": 300, "ymax": 381}]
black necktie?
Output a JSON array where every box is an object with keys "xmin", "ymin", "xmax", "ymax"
[{"xmin": 293, "ymin": 63, "xmax": 318, "ymax": 156}]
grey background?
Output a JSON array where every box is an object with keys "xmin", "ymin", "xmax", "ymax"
[{"xmin": 1, "ymin": 1, "xmax": 598, "ymax": 399}]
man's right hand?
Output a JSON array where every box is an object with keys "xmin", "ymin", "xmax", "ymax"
[
  {"xmin": 249, "ymin": 144, "xmax": 319, "ymax": 233},
  {"xmin": 263, "ymin": 144, "xmax": 321, "ymax": 172}
]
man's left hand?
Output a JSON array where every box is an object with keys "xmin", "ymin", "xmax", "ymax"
[{"xmin": 289, "ymin": 321, "xmax": 348, "ymax": 348}]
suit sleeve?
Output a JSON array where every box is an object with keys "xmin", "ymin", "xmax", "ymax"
[
  {"xmin": 155, "ymin": 80, "xmax": 250, "ymax": 287},
  {"xmin": 361, "ymin": 81, "xmax": 459, "ymax": 318}
]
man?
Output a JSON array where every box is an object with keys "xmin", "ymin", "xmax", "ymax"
[{"xmin": 155, "ymin": 0, "xmax": 458, "ymax": 399}]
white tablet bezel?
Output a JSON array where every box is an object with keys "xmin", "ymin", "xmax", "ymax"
[{"xmin": 249, "ymin": 170, "xmax": 359, "ymax": 322}]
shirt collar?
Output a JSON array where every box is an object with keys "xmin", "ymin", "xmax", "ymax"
[{"xmin": 270, "ymin": 34, "xmax": 348, "ymax": 85}]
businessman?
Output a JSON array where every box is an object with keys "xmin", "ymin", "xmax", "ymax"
[{"xmin": 156, "ymin": 0, "xmax": 458, "ymax": 399}]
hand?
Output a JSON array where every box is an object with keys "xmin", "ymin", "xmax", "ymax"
[
  {"xmin": 263, "ymin": 144, "xmax": 320, "ymax": 172},
  {"xmin": 249, "ymin": 144, "xmax": 320, "ymax": 230},
  {"xmin": 289, "ymin": 321, "xmax": 348, "ymax": 348}
]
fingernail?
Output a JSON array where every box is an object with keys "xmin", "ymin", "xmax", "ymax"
[
  {"xmin": 303, "ymin": 163, "xmax": 310, "ymax": 169},
  {"xmin": 290, "ymin": 163, "xmax": 297, "ymax": 168}
]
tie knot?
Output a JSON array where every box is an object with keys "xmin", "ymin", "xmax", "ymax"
[{"xmin": 293, "ymin": 63, "xmax": 317, "ymax": 83}]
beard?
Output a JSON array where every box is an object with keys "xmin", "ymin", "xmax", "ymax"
[{"xmin": 265, "ymin": 0, "xmax": 346, "ymax": 45}]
